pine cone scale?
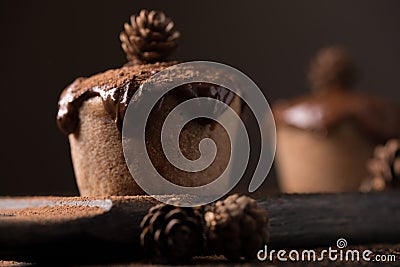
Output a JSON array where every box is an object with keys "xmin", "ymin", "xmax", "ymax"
[
  {"xmin": 129, "ymin": 16, "xmax": 138, "ymax": 30},
  {"xmin": 123, "ymin": 23, "xmax": 134, "ymax": 34},
  {"xmin": 164, "ymin": 21, "xmax": 174, "ymax": 33}
]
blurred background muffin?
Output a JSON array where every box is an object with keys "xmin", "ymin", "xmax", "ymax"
[{"xmin": 273, "ymin": 46, "xmax": 400, "ymax": 193}]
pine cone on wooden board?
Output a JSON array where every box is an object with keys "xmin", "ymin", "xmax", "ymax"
[
  {"xmin": 140, "ymin": 203, "xmax": 204, "ymax": 263},
  {"xmin": 204, "ymin": 194, "xmax": 269, "ymax": 261},
  {"xmin": 120, "ymin": 9, "xmax": 180, "ymax": 64},
  {"xmin": 360, "ymin": 139, "xmax": 400, "ymax": 192}
]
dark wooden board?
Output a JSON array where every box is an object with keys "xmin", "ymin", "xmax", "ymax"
[
  {"xmin": 0, "ymin": 192, "xmax": 399, "ymax": 263},
  {"xmin": 267, "ymin": 192, "xmax": 400, "ymax": 248}
]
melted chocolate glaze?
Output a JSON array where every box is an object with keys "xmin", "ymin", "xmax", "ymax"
[
  {"xmin": 273, "ymin": 88, "xmax": 400, "ymax": 142},
  {"xmin": 57, "ymin": 62, "xmax": 235, "ymax": 135}
]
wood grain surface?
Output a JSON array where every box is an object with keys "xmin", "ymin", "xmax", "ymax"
[{"xmin": 0, "ymin": 191, "xmax": 399, "ymax": 264}]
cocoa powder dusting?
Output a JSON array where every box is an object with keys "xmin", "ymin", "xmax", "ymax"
[
  {"xmin": 1, "ymin": 205, "xmax": 105, "ymax": 220},
  {"xmin": 56, "ymin": 61, "xmax": 235, "ymax": 135},
  {"xmin": 57, "ymin": 62, "xmax": 176, "ymax": 134}
]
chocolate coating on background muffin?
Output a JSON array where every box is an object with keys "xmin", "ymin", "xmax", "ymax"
[
  {"xmin": 273, "ymin": 90, "xmax": 400, "ymax": 141},
  {"xmin": 274, "ymin": 46, "xmax": 400, "ymax": 141}
]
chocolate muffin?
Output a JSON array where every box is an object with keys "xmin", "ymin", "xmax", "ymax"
[
  {"xmin": 273, "ymin": 46, "xmax": 400, "ymax": 193},
  {"xmin": 57, "ymin": 10, "xmax": 242, "ymax": 196}
]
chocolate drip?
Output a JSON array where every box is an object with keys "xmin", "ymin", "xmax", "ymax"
[
  {"xmin": 57, "ymin": 62, "xmax": 235, "ymax": 135},
  {"xmin": 273, "ymin": 89, "xmax": 400, "ymax": 142}
]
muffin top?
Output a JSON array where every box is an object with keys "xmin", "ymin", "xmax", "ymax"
[
  {"xmin": 273, "ymin": 46, "xmax": 400, "ymax": 142},
  {"xmin": 57, "ymin": 62, "xmax": 236, "ymax": 135},
  {"xmin": 57, "ymin": 10, "xmax": 236, "ymax": 135},
  {"xmin": 57, "ymin": 62, "xmax": 174, "ymax": 135}
]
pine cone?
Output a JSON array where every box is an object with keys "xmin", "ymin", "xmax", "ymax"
[
  {"xmin": 140, "ymin": 203, "xmax": 204, "ymax": 263},
  {"xmin": 308, "ymin": 46, "xmax": 356, "ymax": 91},
  {"xmin": 120, "ymin": 9, "xmax": 180, "ymax": 64},
  {"xmin": 361, "ymin": 139, "xmax": 400, "ymax": 192},
  {"xmin": 205, "ymin": 194, "xmax": 269, "ymax": 261}
]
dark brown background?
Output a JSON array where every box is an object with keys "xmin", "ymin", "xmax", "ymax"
[{"xmin": 0, "ymin": 0, "xmax": 399, "ymax": 196}]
